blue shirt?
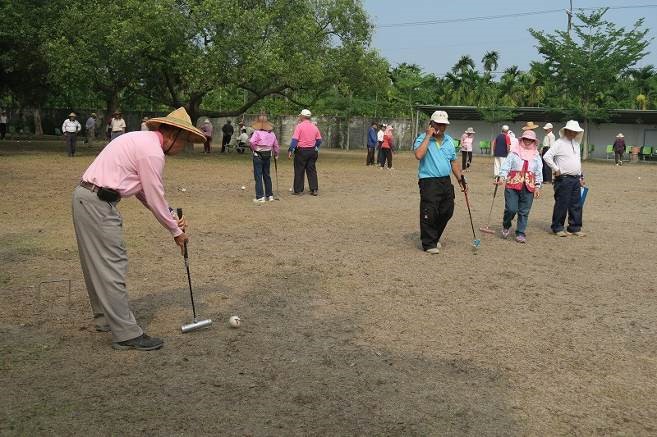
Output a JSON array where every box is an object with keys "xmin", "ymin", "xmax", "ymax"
[
  {"xmin": 494, "ymin": 133, "xmax": 509, "ymax": 157},
  {"xmin": 413, "ymin": 133, "xmax": 456, "ymax": 179},
  {"xmin": 367, "ymin": 127, "xmax": 377, "ymax": 147}
]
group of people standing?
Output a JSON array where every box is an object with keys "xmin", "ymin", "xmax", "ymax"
[
  {"xmin": 366, "ymin": 122, "xmax": 395, "ymax": 169},
  {"xmin": 414, "ymin": 112, "xmax": 587, "ymax": 253}
]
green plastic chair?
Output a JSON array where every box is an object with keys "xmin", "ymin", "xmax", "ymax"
[
  {"xmin": 641, "ymin": 146, "xmax": 652, "ymax": 160},
  {"xmin": 479, "ymin": 140, "xmax": 490, "ymax": 154},
  {"xmin": 605, "ymin": 145, "xmax": 613, "ymax": 159},
  {"xmin": 453, "ymin": 139, "xmax": 461, "ymax": 152}
]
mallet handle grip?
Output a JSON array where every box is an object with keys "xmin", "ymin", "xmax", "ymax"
[{"xmin": 176, "ymin": 208, "xmax": 188, "ymax": 259}]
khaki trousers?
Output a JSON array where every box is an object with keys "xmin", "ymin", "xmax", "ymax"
[{"xmin": 72, "ymin": 186, "xmax": 143, "ymax": 342}]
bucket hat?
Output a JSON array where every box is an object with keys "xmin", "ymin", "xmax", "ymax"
[
  {"xmin": 465, "ymin": 127, "xmax": 475, "ymax": 134},
  {"xmin": 502, "ymin": 125, "xmax": 509, "ymax": 131},
  {"xmin": 521, "ymin": 121, "xmax": 539, "ymax": 131},
  {"xmin": 616, "ymin": 133, "xmax": 624, "ymax": 138},
  {"xmin": 520, "ymin": 130, "xmax": 538, "ymax": 142},
  {"xmin": 144, "ymin": 107, "xmax": 206, "ymax": 143},
  {"xmin": 299, "ymin": 109, "xmax": 312, "ymax": 118},
  {"xmin": 68, "ymin": 112, "xmax": 76, "ymax": 117},
  {"xmin": 543, "ymin": 123, "xmax": 553, "ymax": 130},
  {"xmin": 559, "ymin": 120, "xmax": 584, "ymax": 142},
  {"xmin": 430, "ymin": 110, "xmax": 449, "ymax": 125}
]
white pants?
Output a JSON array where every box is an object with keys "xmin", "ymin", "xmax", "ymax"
[{"xmin": 494, "ymin": 157, "xmax": 505, "ymax": 177}]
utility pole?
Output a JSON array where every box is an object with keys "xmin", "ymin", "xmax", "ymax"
[{"xmin": 566, "ymin": 0, "xmax": 573, "ymax": 35}]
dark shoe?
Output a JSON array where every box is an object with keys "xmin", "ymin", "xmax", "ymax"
[
  {"xmin": 112, "ymin": 334, "xmax": 164, "ymax": 351},
  {"xmin": 292, "ymin": 191, "xmax": 302, "ymax": 195},
  {"xmin": 95, "ymin": 324, "xmax": 111, "ymax": 332},
  {"xmin": 310, "ymin": 190, "xmax": 318, "ymax": 196}
]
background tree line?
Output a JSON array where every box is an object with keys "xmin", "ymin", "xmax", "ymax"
[{"xmin": 1, "ymin": 1, "xmax": 655, "ymax": 135}]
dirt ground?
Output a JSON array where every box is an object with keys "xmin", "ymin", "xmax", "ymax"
[{"xmin": 1, "ymin": 139, "xmax": 656, "ymax": 436}]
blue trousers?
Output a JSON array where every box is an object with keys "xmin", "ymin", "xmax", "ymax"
[
  {"xmin": 503, "ymin": 186, "xmax": 534, "ymax": 236},
  {"xmin": 253, "ymin": 154, "xmax": 272, "ymax": 199},
  {"xmin": 551, "ymin": 175, "xmax": 583, "ymax": 233}
]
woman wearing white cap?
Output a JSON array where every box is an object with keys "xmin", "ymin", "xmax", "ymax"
[
  {"xmin": 613, "ymin": 133, "xmax": 625, "ymax": 166},
  {"xmin": 541, "ymin": 123, "xmax": 555, "ymax": 183},
  {"xmin": 543, "ymin": 120, "xmax": 587, "ymax": 237},
  {"xmin": 460, "ymin": 127, "xmax": 475, "ymax": 171}
]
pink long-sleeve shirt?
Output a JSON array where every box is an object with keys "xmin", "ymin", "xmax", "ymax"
[
  {"xmin": 249, "ymin": 130, "xmax": 280, "ymax": 155},
  {"xmin": 81, "ymin": 131, "xmax": 181, "ymax": 237},
  {"xmin": 460, "ymin": 134, "xmax": 474, "ymax": 152}
]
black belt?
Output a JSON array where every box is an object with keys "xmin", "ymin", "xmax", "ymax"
[
  {"xmin": 558, "ymin": 174, "xmax": 581, "ymax": 178},
  {"xmin": 79, "ymin": 181, "xmax": 101, "ymax": 192},
  {"xmin": 79, "ymin": 181, "xmax": 121, "ymax": 202}
]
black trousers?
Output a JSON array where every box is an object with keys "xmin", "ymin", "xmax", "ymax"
[
  {"xmin": 293, "ymin": 148, "xmax": 318, "ymax": 193},
  {"xmin": 419, "ymin": 177, "xmax": 455, "ymax": 250},
  {"xmin": 614, "ymin": 151, "xmax": 623, "ymax": 164},
  {"xmin": 461, "ymin": 151, "xmax": 472, "ymax": 169},
  {"xmin": 380, "ymin": 148, "xmax": 392, "ymax": 168},
  {"xmin": 366, "ymin": 147, "xmax": 375, "ymax": 165},
  {"xmin": 541, "ymin": 147, "xmax": 552, "ymax": 183},
  {"xmin": 221, "ymin": 134, "xmax": 231, "ymax": 152},
  {"xmin": 551, "ymin": 175, "xmax": 583, "ymax": 233}
]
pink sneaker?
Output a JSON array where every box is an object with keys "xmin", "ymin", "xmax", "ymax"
[{"xmin": 515, "ymin": 235, "xmax": 527, "ymax": 243}]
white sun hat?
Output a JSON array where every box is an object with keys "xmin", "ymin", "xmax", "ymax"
[
  {"xmin": 559, "ymin": 120, "xmax": 584, "ymax": 142},
  {"xmin": 543, "ymin": 123, "xmax": 553, "ymax": 130},
  {"xmin": 430, "ymin": 110, "xmax": 449, "ymax": 124},
  {"xmin": 299, "ymin": 109, "xmax": 312, "ymax": 118},
  {"xmin": 502, "ymin": 125, "xmax": 509, "ymax": 131}
]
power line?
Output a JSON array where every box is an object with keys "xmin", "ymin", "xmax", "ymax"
[{"xmin": 375, "ymin": 4, "xmax": 657, "ymax": 28}]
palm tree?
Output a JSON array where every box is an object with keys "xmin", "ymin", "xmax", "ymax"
[
  {"xmin": 452, "ymin": 55, "xmax": 475, "ymax": 76},
  {"xmin": 481, "ymin": 51, "xmax": 499, "ymax": 74}
]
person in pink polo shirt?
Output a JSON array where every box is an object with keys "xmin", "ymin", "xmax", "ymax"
[
  {"xmin": 287, "ymin": 109, "xmax": 322, "ymax": 195},
  {"xmin": 249, "ymin": 114, "xmax": 280, "ymax": 202},
  {"xmin": 72, "ymin": 107, "xmax": 205, "ymax": 351}
]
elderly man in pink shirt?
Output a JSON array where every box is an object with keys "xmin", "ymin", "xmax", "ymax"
[
  {"xmin": 287, "ymin": 109, "xmax": 322, "ymax": 195},
  {"xmin": 72, "ymin": 107, "xmax": 205, "ymax": 351}
]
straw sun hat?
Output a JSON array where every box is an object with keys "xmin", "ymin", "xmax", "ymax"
[
  {"xmin": 145, "ymin": 107, "xmax": 206, "ymax": 143},
  {"xmin": 251, "ymin": 114, "xmax": 273, "ymax": 131},
  {"xmin": 521, "ymin": 121, "xmax": 539, "ymax": 131}
]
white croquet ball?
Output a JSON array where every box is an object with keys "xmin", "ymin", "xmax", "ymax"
[
  {"xmin": 241, "ymin": 185, "xmax": 246, "ymax": 190},
  {"xmin": 229, "ymin": 315, "xmax": 241, "ymax": 328},
  {"xmin": 638, "ymin": 177, "xmax": 641, "ymax": 180},
  {"xmin": 289, "ymin": 187, "xmax": 293, "ymax": 192}
]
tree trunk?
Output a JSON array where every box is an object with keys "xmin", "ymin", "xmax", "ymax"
[
  {"xmin": 582, "ymin": 118, "xmax": 589, "ymax": 160},
  {"xmin": 185, "ymin": 97, "xmax": 203, "ymax": 153},
  {"xmin": 33, "ymin": 108, "xmax": 43, "ymax": 136}
]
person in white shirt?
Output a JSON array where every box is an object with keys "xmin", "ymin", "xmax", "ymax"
[
  {"xmin": 0, "ymin": 110, "xmax": 8, "ymax": 140},
  {"xmin": 62, "ymin": 112, "xmax": 82, "ymax": 156},
  {"xmin": 376, "ymin": 124, "xmax": 385, "ymax": 166},
  {"xmin": 541, "ymin": 123, "xmax": 556, "ymax": 183},
  {"xmin": 543, "ymin": 120, "xmax": 587, "ymax": 237},
  {"xmin": 110, "ymin": 111, "xmax": 127, "ymax": 140},
  {"xmin": 140, "ymin": 117, "xmax": 149, "ymax": 131}
]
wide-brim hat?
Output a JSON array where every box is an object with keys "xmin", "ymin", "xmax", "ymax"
[
  {"xmin": 299, "ymin": 109, "xmax": 312, "ymax": 118},
  {"xmin": 252, "ymin": 120, "xmax": 273, "ymax": 131},
  {"xmin": 145, "ymin": 107, "xmax": 206, "ymax": 143},
  {"xmin": 521, "ymin": 121, "xmax": 539, "ymax": 131},
  {"xmin": 543, "ymin": 122, "xmax": 553, "ymax": 130},
  {"xmin": 520, "ymin": 130, "xmax": 538, "ymax": 142},
  {"xmin": 91, "ymin": 112, "xmax": 97, "ymax": 117},
  {"xmin": 68, "ymin": 112, "xmax": 76, "ymax": 117},
  {"xmin": 559, "ymin": 120, "xmax": 584, "ymax": 142},
  {"xmin": 430, "ymin": 110, "xmax": 449, "ymax": 124},
  {"xmin": 465, "ymin": 127, "xmax": 475, "ymax": 134},
  {"xmin": 616, "ymin": 133, "xmax": 624, "ymax": 138}
]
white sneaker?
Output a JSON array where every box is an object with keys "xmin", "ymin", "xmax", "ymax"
[
  {"xmin": 253, "ymin": 198, "xmax": 265, "ymax": 203},
  {"xmin": 267, "ymin": 196, "xmax": 275, "ymax": 201},
  {"xmin": 425, "ymin": 247, "xmax": 440, "ymax": 254}
]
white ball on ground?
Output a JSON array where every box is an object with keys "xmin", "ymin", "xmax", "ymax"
[
  {"xmin": 241, "ymin": 186, "xmax": 246, "ymax": 190},
  {"xmin": 229, "ymin": 315, "xmax": 241, "ymax": 328},
  {"xmin": 289, "ymin": 188, "xmax": 293, "ymax": 192}
]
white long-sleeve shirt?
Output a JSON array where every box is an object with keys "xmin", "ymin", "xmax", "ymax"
[
  {"xmin": 542, "ymin": 131, "xmax": 555, "ymax": 149},
  {"xmin": 62, "ymin": 119, "xmax": 81, "ymax": 133},
  {"xmin": 543, "ymin": 137, "xmax": 582, "ymax": 176}
]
